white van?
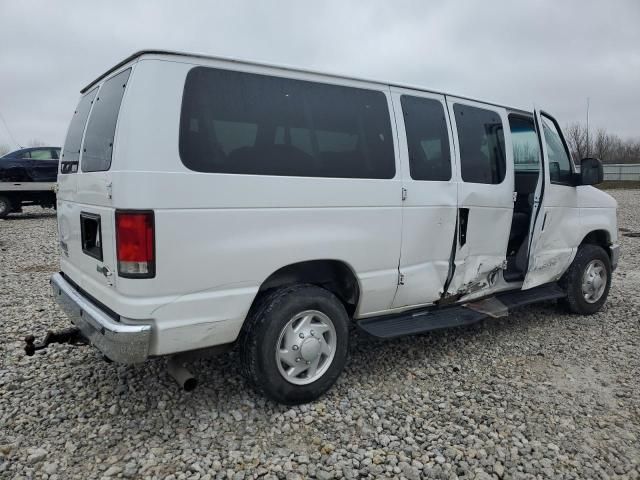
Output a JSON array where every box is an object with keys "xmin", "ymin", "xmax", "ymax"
[{"xmin": 44, "ymin": 50, "xmax": 619, "ymax": 404}]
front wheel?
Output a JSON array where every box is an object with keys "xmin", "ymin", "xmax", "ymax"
[
  {"xmin": 560, "ymin": 244, "xmax": 612, "ymax": 315},
  {"xmin": 240, "ymin": 284, "xmax": 349, "ymax": 404},
  {"xmin": 0, "ymin": 195, "xmax": 12, "ymax": 219}
]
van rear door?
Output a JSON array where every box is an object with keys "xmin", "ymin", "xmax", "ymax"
[{"xmin": 58, "ymin": 68, "xmax": 132, "ymax": 292}]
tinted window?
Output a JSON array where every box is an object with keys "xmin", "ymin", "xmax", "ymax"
[
  {"xmin": 61, "ymin": 89, "xmax": 97, "ymax": 173},
  {"xmin": 30, "ymin": 149, "xmax": 54, "ymax": 160},
  {"xmin": 179, "ymin": 67, "xmax": 395, "ymax": 179},
  {"xmin": 454, "ymin": 104, "xmax": 506, "ymax": 184},
  {"xmin": 541, "ymin": 115, "xmax": 573, "ymax": 184},
  {"xmin": 509, "ymin": 115, "xmax": 540, "ymax": 172},
  {"xmin": 400, "ymin": 95, "xmax": 451, "ymax": 181},
  {"xmin": 82, "ymin": 68, "xmax": 131, "ymax": 172},
  {"xmin": 18, "ymin": 150, "xmax": 31, "ymax": 159}
]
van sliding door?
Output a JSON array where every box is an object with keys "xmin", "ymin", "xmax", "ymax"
[{"xmin": 443, "ymin": 97, "xmax": 515, "ymax": 300}]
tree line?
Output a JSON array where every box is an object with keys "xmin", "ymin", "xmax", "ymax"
[{"xmin": 564, "ymin": 123, "xmax": 640, "ymax": 164}]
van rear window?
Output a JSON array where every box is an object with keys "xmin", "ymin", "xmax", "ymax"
[
  {"xmin": 179, "ymin": 67, "xmax": 395, "ymax": 179},
  {"xmin": 82, "ymin": 68, "xmax": 131, "ymax": 172},
  {"xmin": 60, "ymin": 89, "xmax": 97, "ymax": 174}
]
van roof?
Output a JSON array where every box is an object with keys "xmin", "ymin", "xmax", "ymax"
[{"xmin": 81, "ymin": 49, "xmax": 531, "ymax": 115}]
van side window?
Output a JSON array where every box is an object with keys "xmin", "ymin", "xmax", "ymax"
[
  {"xmin": 179, "ymin": 67, "xmax": 395, "ymax": 179},
  {"xmin": 82, "ymin": 68, "xmax": 131, "ymax": 172},
  {"xmin": 540, "ymin": 115, "xmax": 573, "ymax": 184},
  {"xmin": 61, "ymin": 88, "xmax": 97, "ymax": 174},
  {"xmin": 454, "ymin": 104, "xmax": 506, "ymax": 184},
  {"xmin": 400, "ymin": 95, "xmax": 451, "ymax": 181},
  {"xmin": 508, "ymin": 115, "xmax": 540, "ymax": 173}
]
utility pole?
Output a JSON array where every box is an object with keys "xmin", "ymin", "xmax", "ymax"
[
  {"xmin": 586, "ymin": 97, "xmax": 590, "ymax": 158},
  {"xmin": 0, "ymin": 109, "xmax": 22, "ymax": 149}
]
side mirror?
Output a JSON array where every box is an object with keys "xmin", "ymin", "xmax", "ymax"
[{"xmin": 579, "ymin": 157, "xmax": 604, "ymax": 185}]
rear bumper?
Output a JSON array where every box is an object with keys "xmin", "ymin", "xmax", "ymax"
[
  {"xmin": 610, "ymin": 243, "xmax": 620, "ymax": 271},
  {"xmin": 50, "ymin": 273, "xmax": 151, "ymax": 364}
]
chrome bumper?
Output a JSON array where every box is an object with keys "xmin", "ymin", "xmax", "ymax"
[
  {"xmin": 610, "ymin": 243, "xmax": 620, "ymax": 271},
  {"xmin": 50, "ymin": 273, "xmax": 151, "ymax": 364}
]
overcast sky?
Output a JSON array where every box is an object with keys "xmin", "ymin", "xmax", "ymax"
[{"xmin": 0, "ymin": 0, "xmax": 638, "ymax": 149}]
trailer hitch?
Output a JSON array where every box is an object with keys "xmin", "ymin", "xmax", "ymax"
[{"xmin": 24, "ymin": 327, "xmax": 87, "ymax": 356}]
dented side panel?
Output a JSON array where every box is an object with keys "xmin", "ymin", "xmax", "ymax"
[
  {"xmin": 522, "ymin": 111, "xmax": 580, "ymax": 289},
  {"xmin": 522, "ymin": 202, "xmax": 578, "ymax": 289},
  {"xmin": 522, "ymin": 186, "xmax": 617, "ymax": 289},
  {"xmin": 444, "ymin": 96, "xmax": 515, "ymax": 299},
  {"xmin": 446, "ymin": 207, "xmax": 513, "ymax": 295}
]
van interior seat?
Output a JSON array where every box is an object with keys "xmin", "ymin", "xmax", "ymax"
[
  {"xmin": 227, "ymin": 144, "xmax": 314, "ymax": 176},
  {"xmin": 407, "ymin": 139, "xmax": 448, "ymax": 180},
  {"xmin": 182, "ymin": 130, "xmax": 227, "ymax": 171},
  {"xmin": 318, "ymin": 150, "xmax": 366, "ymax": 178}
]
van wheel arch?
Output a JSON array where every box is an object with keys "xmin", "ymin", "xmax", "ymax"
[
  {"xmin": 251, "ymin": 260, "xmax": 361, "ymax": 318},
  {"xmin": 580, "ymin": 229, "xmax": 612, "ymax": 259}
]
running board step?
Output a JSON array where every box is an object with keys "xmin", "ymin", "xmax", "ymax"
[{"xmin": 357, "ymin": 284, "xmax": 566, "ymax": 339}]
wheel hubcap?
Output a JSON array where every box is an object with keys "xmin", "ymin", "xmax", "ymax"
[
  {"xmin": 581, "ymin": 259, "xmax": 607, "ymax": 304},
  {"xmin": 276, "ymin": 310, "xmax": 336, "ymax": 385}
]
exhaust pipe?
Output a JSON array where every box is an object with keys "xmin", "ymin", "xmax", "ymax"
[{"xmin": 167, "ymin": 356, "xmax": 198, "ymax": 392}]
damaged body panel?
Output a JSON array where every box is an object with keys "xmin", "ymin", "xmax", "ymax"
[
  {"xmin": 441, "ymin": 97, "xmax": 515, "ymax": 299},
  {"xmin": 523, "ymin": 112, "xmax": 581, "ymax": 289}
]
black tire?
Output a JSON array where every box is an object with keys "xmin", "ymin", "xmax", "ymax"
[
  {"xmin": 560, "ymin": 244, "xmax": 611, "ymax": 315},
  {"xmin": 240, "ymin": 284, "xmax": 349, "ymax": 404},
  {"xmin": 0, "ymin": 195, "xmax": 12, "ymax": 219}
]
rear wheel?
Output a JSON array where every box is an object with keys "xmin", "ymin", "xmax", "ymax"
[
  {"xmin": 560, "ymin": 244, "xmax": 611, "ymax": 315},
  {"xmin": 240, "ymin": 284, "xmax": 349, "ymax": 404},
  {"xmin": 0, "ymin": 195, "xmax": 12, "ymax": 219}
]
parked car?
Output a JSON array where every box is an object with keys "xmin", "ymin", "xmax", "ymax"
[
  {"xmin": 41, "ymin": 51, "xmax": 618, "ymax": 404},
  {"xmin": 0, "ymin": 147, "xmax": 60, "ymax": 181},
  {"xmin": 0, "ymin": 147, "xmax": 60, "ymax": 218}
]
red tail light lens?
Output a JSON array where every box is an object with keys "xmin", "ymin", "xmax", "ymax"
[{"xmin": 115, "ymin": 210, "xmax": 155, "ymax": 278}]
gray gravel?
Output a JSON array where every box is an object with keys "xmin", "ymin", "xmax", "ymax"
[{"xmin": 1, "ymin": 192, "xmax": 639, "ymax": 480}]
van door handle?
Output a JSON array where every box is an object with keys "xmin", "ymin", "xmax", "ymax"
[
  {"xmin": 96, "ymin": 265, "xmax": 112, "ymax": 277},
  {"xmin": 97, "ymin": 264, "xmax": 114, "ymax": 286},
  {"xmin": 458, "ymin": 208, "xmax": 469, "ymax": 247}
]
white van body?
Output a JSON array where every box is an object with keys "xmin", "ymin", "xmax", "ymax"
[{"xmin": 51, "ymin": 51, "xmax": 619, "ymax": 402}]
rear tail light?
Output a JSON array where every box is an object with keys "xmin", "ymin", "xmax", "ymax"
[{"xmin": 115, "ymin": 210, "xmax": 155, "ymax": 278}]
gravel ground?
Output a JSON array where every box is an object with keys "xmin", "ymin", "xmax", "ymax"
[{"xmin": 1, "ymin": 191, "xmax": 639, "ymax": 480}]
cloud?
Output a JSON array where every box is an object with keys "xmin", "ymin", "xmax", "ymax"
[{"xmin": 0, "ymin": 0, "xmax": 638, "ymax": 147}]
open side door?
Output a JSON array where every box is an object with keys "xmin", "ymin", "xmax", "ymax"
[{"xmin": 522, "ymin": 110, "xmax": 577, "ymax": 289}]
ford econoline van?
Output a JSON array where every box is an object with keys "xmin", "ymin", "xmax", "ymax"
[{"xmin": 40, "ymin": 51, "xmax": 619, "ymax": 404}]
